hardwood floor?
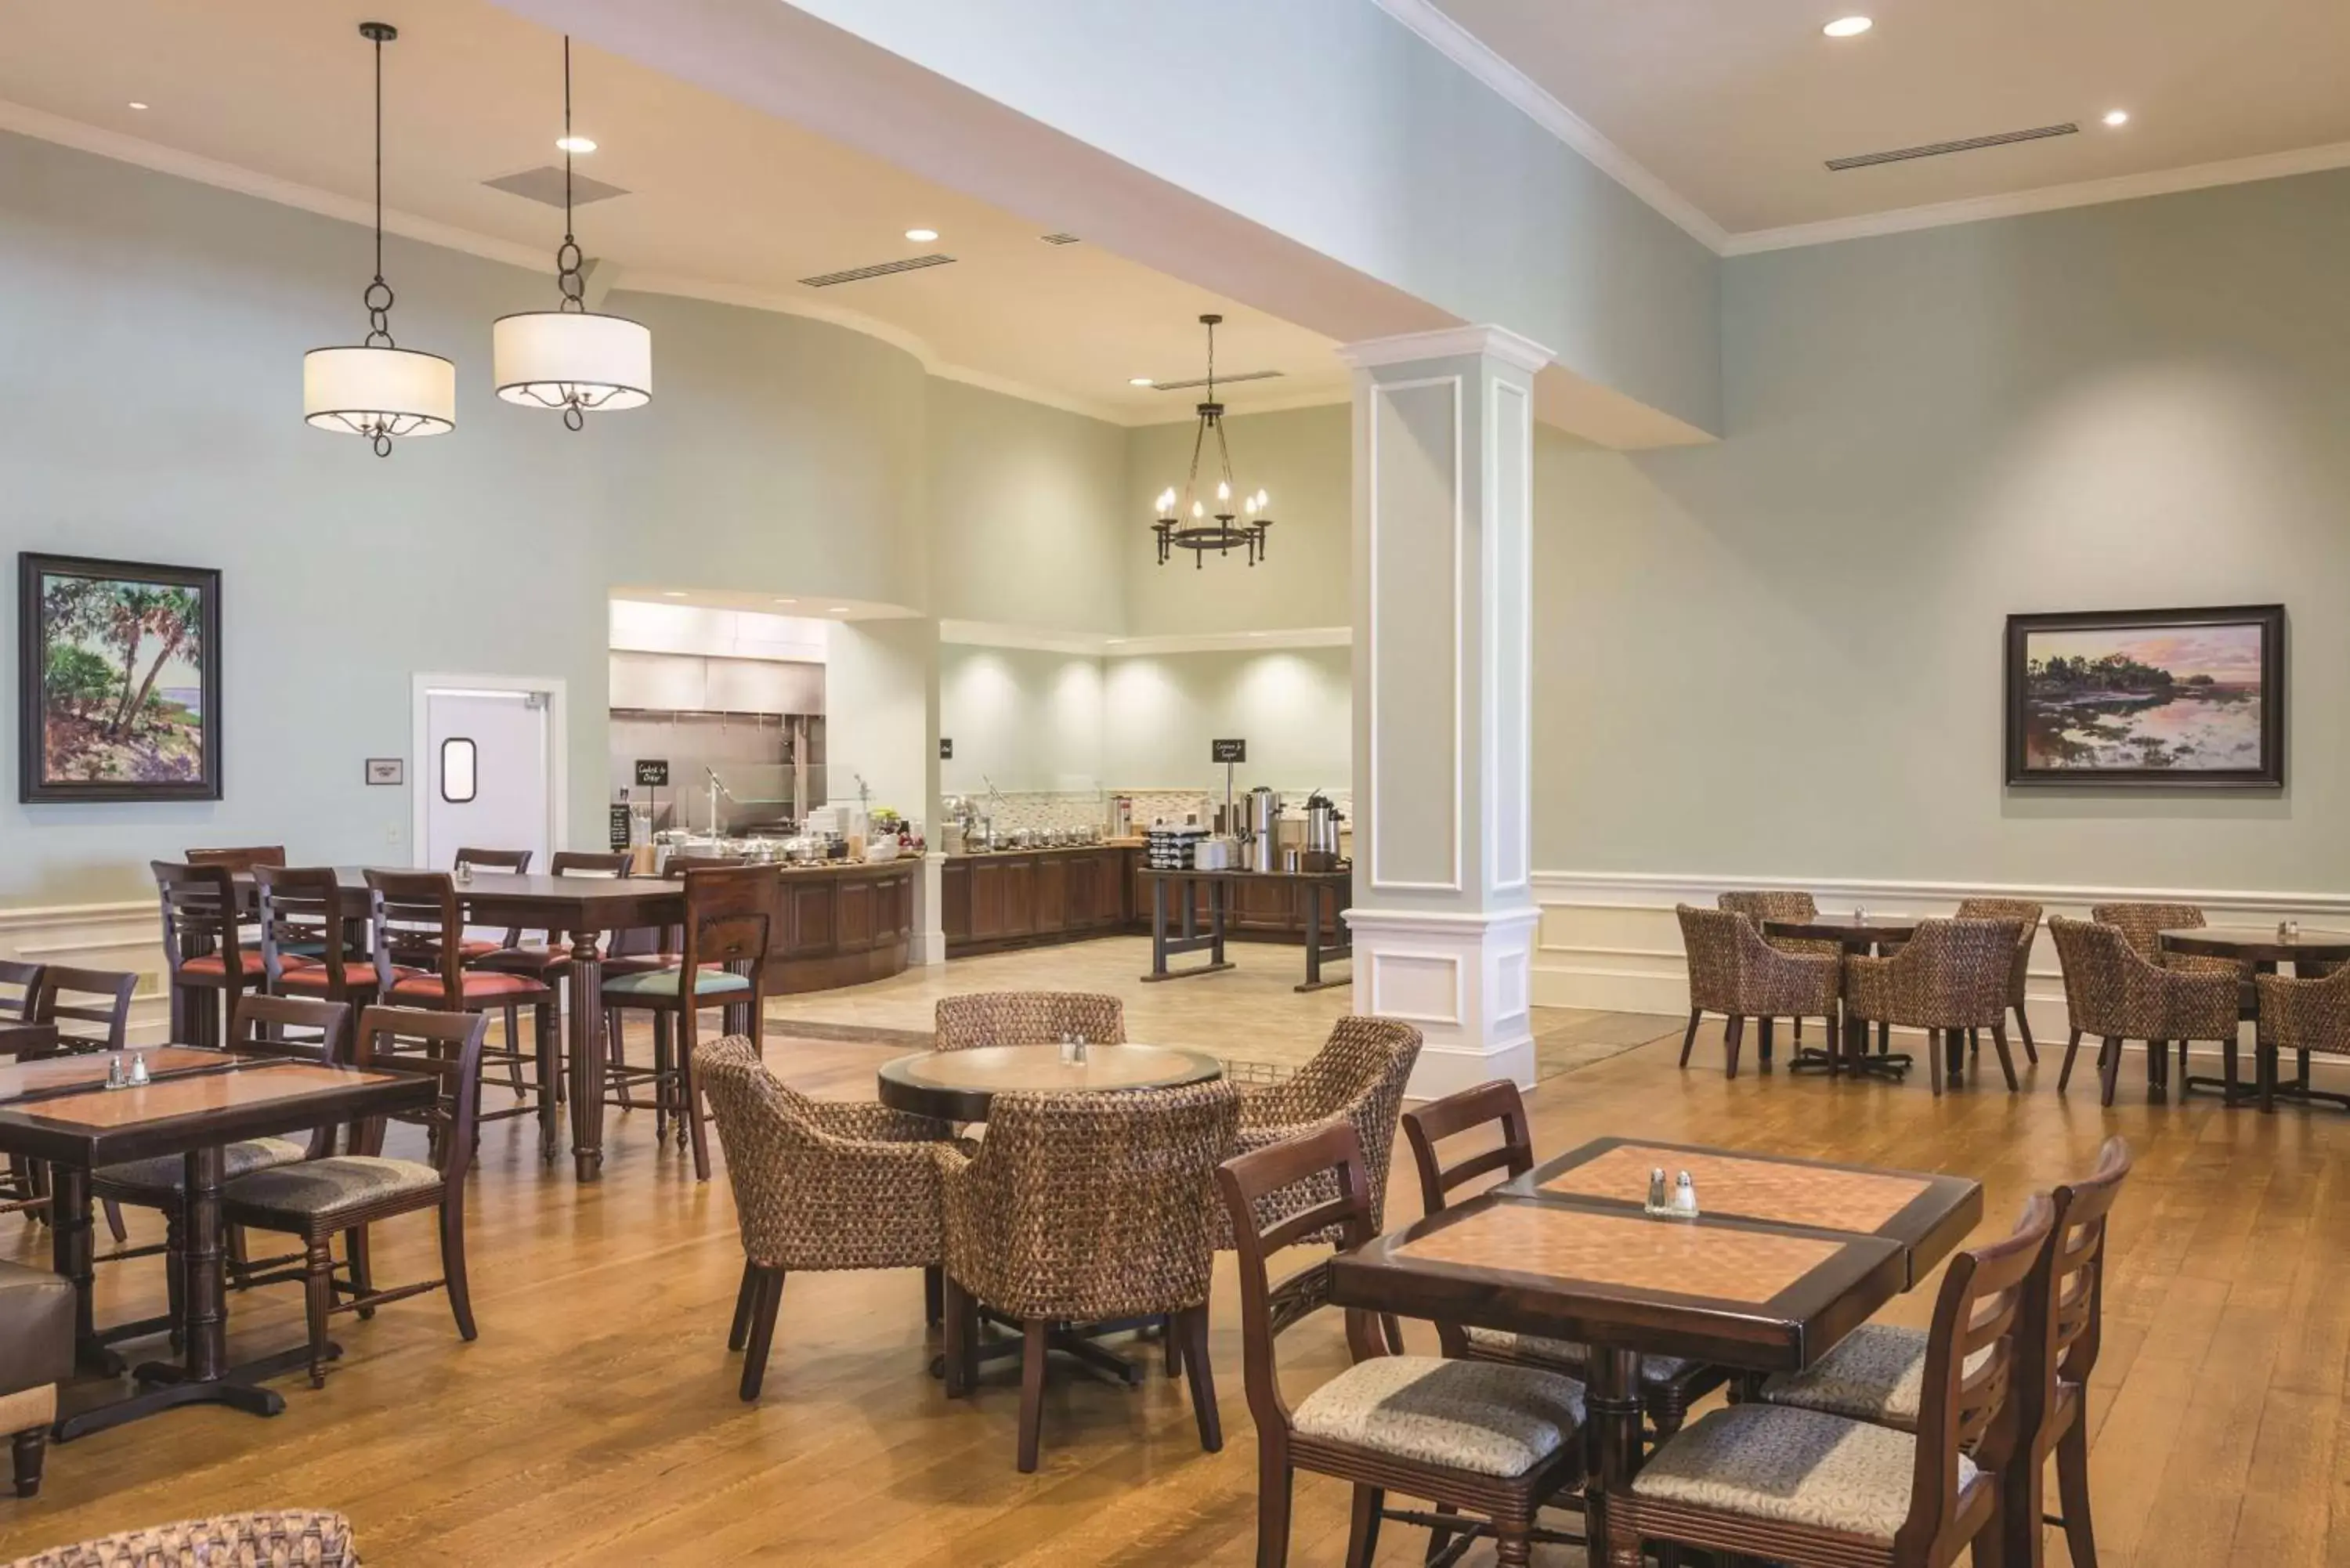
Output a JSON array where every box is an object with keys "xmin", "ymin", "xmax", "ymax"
[{"xmin": 2, "ymin": 1021, "xmax": 2345, "ymax": 1565}]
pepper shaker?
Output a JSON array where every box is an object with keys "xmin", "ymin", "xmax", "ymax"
[
  {"xmin": 105, "ymin": 1053, "xmax": 127, "ymax": 1090},
  {"xmin": 1645, "ymin": 1167, "xmax": 1668, "ymax": 1216}
]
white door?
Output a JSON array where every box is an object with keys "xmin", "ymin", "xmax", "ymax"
[{"xmin": 421, "ymin": 688, "xmax": 552, "ymax": 872}]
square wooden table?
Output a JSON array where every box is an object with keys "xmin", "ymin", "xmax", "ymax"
[
  {"xmin": 1329, "ymin": 1138, "xmax": 1980, "ymax": 1568},
  {"xmin": 0, "ymin": 1057, "xmax": 434, "ymax": 1439}
]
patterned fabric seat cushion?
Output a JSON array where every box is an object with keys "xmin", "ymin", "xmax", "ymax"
[
  {"xmin": 95, "ymin": 1137, "xmax": 306, "ymax": 1199},
  {"xmin": 470, "ymin": 943, "xmax": 572, "ymax": 975},
  {"xmin": 222, "ymin": 1155, "xmax": 440, "ymax": 1225},
  {"xmin": 1289, "ymin": 1354, "xmax": 1585, "ymax": 1479},
  {"xmin": 1630, "ymin": 1403, "xmax": 1975, "ymax": 1541},
  {"xmin": 280, "ymin": 962, "xmax": 419, "ymax": 994},
  {"xmin": 388, "ymin": 969, "xmax": 551, "ymax": 1003},
  {"xmin": 178, "ymin": 952, "xmax": 266, "ymax": 980},
  {"xmin": 1461, "ymin": 1325, "xmax": 1697, "ymax": 1385},
  {"xmin": 1757, "ymin": 1324, "xmax": 1991, "ymax": 1429},
  {"xmin": 602, "ymin": 966, "xmax": 753, "ymax": 1000}
]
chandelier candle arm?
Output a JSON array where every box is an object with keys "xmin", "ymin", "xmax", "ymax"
[
  {"xmin": 1152, "ymin": 313, "xmax": 1273, "ymax": 568},
  {"xmin": 302, "ymin": 20, "xmax": 455, "ymax": 457},
  {"xmin": 492, "ymin": 33, "xmax": 652, "ymax": 428}
]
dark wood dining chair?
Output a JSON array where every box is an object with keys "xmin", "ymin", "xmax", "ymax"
[
  {"xmin": 472, "ymin": 850, "xmax": 632, "ymax": 1109},
  {"xmin": 154, "ymin": 860, "xmax": 262, "ymax": 1049},
  {"xmin": 1401, "ymin": 1080, "xmax": 1726, "ymax": 1447},
  {"xmin": 449, "ymin": 847, "xmax": 533, "ymax": 963},
  {"xmin": 36, "ymin": 966, "xmax": 136, "ymax": 1055},
  {"xmin": 365, "ymin": 871, "xmax": 561, "ymax": 1162},
  {"xmin": 220, "ymin": 1005, "xmax": 487, "ymax": 1388},
  {"xmin": 0, "ymin": 960, "xmax": 49, "ymax": 1222},
  {"xmin": 601, "ymin": 865, "xmax": 772, "ymax": 1180},
  {"xmin": 257, "ymin": 866, "xmax": 381, "ymax": 1006},
  {"xmin": 1215, "ymin": 1121, "xmax": 1586, "ymax": 1568},
  {"xmin": 1604, "ymin": 1193, "xmax": 2055, "ymax": 1568},
  {"xmin": 184, "ymin": 845, "xmax": 287, "ymax": 872}
]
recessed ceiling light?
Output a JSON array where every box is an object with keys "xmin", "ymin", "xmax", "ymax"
[
  {"xmin": 828, "ymin": 606, "xmax": 850, "ymax": 614},
  {"xmin": 660, "ymin": 591, "xmax": 687, "ymax": 598},
  {"xmin": 555, "ymin": 134, "xmax": 597, "ymax": 154},
  {"xmin": 127, "ymin": 101, "xmax": 150, "ymax": 111},
  {"xmin": 2102, "ymin": 110, "xmax": 2131, "ymax": 128},
  {"xmin": 1128, "ymin": 377, "xmax": 1155, "ymax": 388},
  {"xmin": 904, "ymin": 227, "xmax": 939, "ymax": 243},
  {"xmin": 1822, "ymin": 16, "xmax": 1873, "ymax": 37},
  {"xmin": 773, "ymin": 597, "xmax": 796, "ymax": 605}
]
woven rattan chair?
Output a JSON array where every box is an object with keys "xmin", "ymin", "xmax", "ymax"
[
  {"xmin": 5, "ymin": 1511, "xmax": 359, "ymax": 1568},
  {"xmin": 1217, "ymin": 1120, "xmax": 1586, "ymax": 1568},
  {"xmin": 1606, "ymin": 1194, "xmax": 2054, "ymax": 1568},
  {"xmin": 1843, "ymin": 919, "xmax": 2023, "ymax": 1096},
  {"xmin": 1719, "ymin": 891, "xmax": 1838, "ymax": 1049},
  {"xmin": 1228, "ymin": 1017, "xmax": 1421, "ymax": 1244},
  {"xmin": 1759, "ymin": 1138, "xmax": 2129, "ymax": 1566},
  {"xmin": 1954, "ymin": 898, "xmax": 2043, "ymax": 1064},
  {"xmin": 2048, "ymin": 917, "xmax": 2240, "ymax": 1107},
  {"xmin": 2253, "ymin": 961, "xmax": 2350, "ymax": 1114},
  {"xmin": 933, "ymin": 991, "xmax": 1125, "ymax": 1052},
  {"xmin": 1401, "ymin": 1080, "xmax": 1727, "ymax": 1444},
  {"xmin": 1677, "ymin": 906, "xmax": 1840, "ymax": 1078},
  {"xmin": 940, "ymin": 1080, "xmax": 1239, "ymax": 1472},
  {"xmin": 696, "ymin": 1034, "xmax": 963, "ymax": 1400}
]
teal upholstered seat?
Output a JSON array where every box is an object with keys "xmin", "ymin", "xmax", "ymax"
[{"xmin": 601, "ymin": 966, "xmax": 753, "ymax": 1000}]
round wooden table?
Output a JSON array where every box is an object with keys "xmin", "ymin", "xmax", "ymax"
[
  {"xmin": 875, "ymin": 1042, "xmax": 1225, "ymax": 1122},
  {"xmin": 1762, "ymin": 916, "xmax": 1923, "ymax": 1081},
  {"xmin": 2158, "ymin": 925, "xmax": 2350, "ymax": 968}
]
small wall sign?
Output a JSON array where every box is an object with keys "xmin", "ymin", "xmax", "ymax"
[
  {"xmin": 634, "ymin": 758, "xmax": 670, "ymax": 787},
  {"xmin": 364, "ymin": 757, "xmax": 404, "ymax": 786},
  {"xmin": 609, "ymin": 804, "xmax": 632, "ymax": 852},
  {"xmin": 1211, "ymin": 738, "xmax": 1247, "ymax": 764},
  {"xmin": 938, "ymin": 738, "xmax": 953, "ymax": 760}
]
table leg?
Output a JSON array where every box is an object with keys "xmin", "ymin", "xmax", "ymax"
[
  {"xmin": 566, "ymin": 930, "xmax": 607, "ymax": 1182},
  {"xmin": 49, "ymin": 1168, "xmax": 118, "ymax": 1376},
  {"xmin": 1586, "ymin": 1346, "xmax": 1643, "ymax": 1568},
  {"xmin": 1210, "ymin": 881, "xmax": 1227, "ymax": 967},
  {"xmin": 1303, "ymin": 883, "xmax": 1321, "ymax": 988},
  {"xmin": 1151, "ymin": 880, "xmax": 1170, "ymax": 979}
]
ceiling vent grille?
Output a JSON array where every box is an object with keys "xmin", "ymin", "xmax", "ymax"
[
  {"xmin": 796, "ymin": 253, "xmax": 958, "ymax": 287},
  {"xmin": 1826, "ymin": 121, "xmax": 2078, "ymax": 172},
  {"xmin": 1039, "ymin": 232, "xmax": 1082, "ymax": 245},
  {"xmin": 1151, "ymin": 368, "xmax": 1285, "ymax": 393},
  {"xmin": 483, "ymin": 165, "xmax": 631, "ymax": 208}
]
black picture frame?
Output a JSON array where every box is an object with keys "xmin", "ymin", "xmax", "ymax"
[
  {"xmin": 19, "ymin": 552, "xmax": 223, "ymax": 803},
  {"xmin": 2004, "ymin": 604, "xmax": 2283, "ymax": 789}
]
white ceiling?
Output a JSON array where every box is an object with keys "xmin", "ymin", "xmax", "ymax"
[
  {"xmin": 0, "ymin": 0, "xmax": 1347, "ymax": 424},
  {"xmin": 1415, "ymin": 0, "xmax": 2350, "ymax": 245}
]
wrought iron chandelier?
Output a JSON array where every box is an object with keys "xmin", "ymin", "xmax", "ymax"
[
  {"xmin": 491, "ymin": 35, "xmax": 651, "ymax": 428},
  {"xmin": 302, "ymin": 22, "xmax": 455, "ymax": 457},
  {"xmin": 1152, "ymin": 314, "xmax": 1271, "ymax": 568}
]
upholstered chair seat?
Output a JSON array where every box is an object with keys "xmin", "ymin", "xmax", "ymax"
[
  {"xmin": 1758, "ymin": 1324, "xmax": 1991, "ymax": 1429},
  {"xmin": 600, "ymin": 966, "xmax": 752, "ymax": 1000},
  {"xmin": 222, "ymin": 1154, "xmax": 442, "ymax": 1226},
  {"xmin": 1629, "ymin": 1404, "xmax": 1978, "ymax": 1543},
  {"xmin": 1289, "ymin": 1355, "xmax": 1586, "ymax": 1479},
  {"xmin": 94, "ymin": 1137, "xmax": 306, "ymax": 1200}
]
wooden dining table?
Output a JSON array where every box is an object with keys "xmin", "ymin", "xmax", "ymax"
[
  {"xmin": 230, "ymin": 869, "xmax": 685, "ymax": 1180},
  {"xmin": 0, "ymin": 1051, "xmax": 434, "ymax": 1439},
  {"xmin": 1329, "ymin": 1136, "xmax": 1983, "ymax": 1568},
  {"xmin": 2162, "ymin": 925, "xmax": 2350, "ymax": 1108},
  {"xmin": 1762, "ymin": 913, "xmax": 1922, "ymax": 1079},
  {"xmin": 875, "ymin": 1042, "xmax": 1224, "ymax": 1123}
]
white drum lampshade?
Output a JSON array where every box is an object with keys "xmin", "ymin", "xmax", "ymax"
[
  {"xmin": 302, "ymin": 344, "xmax": 457, "ymax": 445},
  {"xmin": 491, "ymin": 310, "xmax": 652, "ymax": 416}
]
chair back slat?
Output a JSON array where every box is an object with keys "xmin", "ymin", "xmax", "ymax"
[
  {"xmin": 153, "ymin": 861, "xmax": 247, "ymax": 981},
  {"xmin": 1214, "ymin": 1122, "xmax": 1385, "ymax": 1438},
  {"xmin": 365, "ymin": 870, "xmax": 464, "ymax": 999},
  {"xmin": 1401, "ymin": 1079, "xmax": 1533, "ymax": 1218},
  {"xmin": 36, "ymin": 966, "xmax": 136, "ymax": 1052},
  {"xmin": 2051, "ymin": 1136, "xmax": 2131, "ymax": 1386},
  {"xmin": 453, "ymin": 848, "xmax": 532, "ymax": 947},
  {"xmin": 185, "ymin": 845, "xmax": 287, "ymax": 872},
  {"xmin": 255, "ymin": 866, "xmax": 363, "ymax": 991},
  {"xmin": 679, "ymin": 865, "xmax": 776, "ymax": 976},
  {"xmin": 0, "ymin": 959, "xmax": 45, "ymax": 1024},
  {"xmin": 530, "ymin": 851, "xmax": 632, "ymax": 947},
  {"xmin": 352, "ymin": 1005, "xmax": 486, "ymax": 1184},
  {"xmin": 230, "ymin": 995, "xmax": 356, "ymax": 1158}
]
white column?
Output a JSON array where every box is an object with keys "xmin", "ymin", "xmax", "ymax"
[
  {"xmin": 1338, "ymin": 327, "xmax": 1550, "ymax": 1096},
  {"xmin": 823, "ymin": 617, "xmax": 948, "ymax": 966}
]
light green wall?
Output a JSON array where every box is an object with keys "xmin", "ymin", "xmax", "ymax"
[
  {"xmin": 938, "ymin": 645, "xmax": 1104, "ymax": 795},
  {"xmin": 1532, "ymin": 170, "xmax": 2350, "ymax": 892},
  {"xmin": 1102, "ymin": 647, "xmax": 1353, "ymax": 797}
]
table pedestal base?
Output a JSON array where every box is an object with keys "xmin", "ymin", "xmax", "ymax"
[
  {"xmin": 56, "ymin": 1341, "xmax": 342, "ymax": 1442},
  {"xmin": 929, "ymin": 1314, "xmax": 1162, "ymax": 1389}
]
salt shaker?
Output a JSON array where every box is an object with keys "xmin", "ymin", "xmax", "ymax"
[
  {"xmin": 2282, "ymin": 919, "xmax": 2301, "ymax": 942},
  {"xmin": 1853, "ymin": 905, "xmax": 1869, "ymax": 923},
  {"xmin": 1671, "ymin": 1171, "xmax": 1699, "ymax": 1218},
  {"xmin": 1071, "ymin": 1033, "xmax": 1090, "ymax": 1066},
  {"xmin": 1058, "ymin": 1033, "xmax": 1078, "ymax": 1065},
  {"xmin": 1645, "ymin": 1167, "xmax": 1668, "ymax": 1216},
  {"xmin": 126, "ymin": 1050, "xmax": 150, "ymax": 1087}
]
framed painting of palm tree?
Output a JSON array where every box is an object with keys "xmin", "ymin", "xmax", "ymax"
[{"xmin": 19, "ymin": 553, "xmax": 222, "ymax": 802}]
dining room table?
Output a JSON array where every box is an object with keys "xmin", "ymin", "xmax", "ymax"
[
  {"xmin": 1761, "ymin": 912, "xmax": 1922, "ymax": 1079},
  {"xmin": 874, "ymin": 1042, "xmax": 1225, "ymax": 1123},
  {"xmin": 2161, "ymin": 924, "xmax": 2350, "ymax": 1108},
  {"xmin": 0, "ymin": 1048, "xmax": 435, "ymax": 1440},
  {"xmin": 1327, "ymin": 1136, "xmax": 1983, "ymax": 1568},
  {"xmin": 229, "ymin": 868, "xmax": 686, "ymax": 1180}
]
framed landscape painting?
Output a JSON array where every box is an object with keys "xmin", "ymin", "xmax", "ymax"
[
  {"xmin": 2005, "ymin": 604, "xmax": 2283, "ymax": 788},
  {"xmin": 19, "ymin": 553, "xmax": 222, "ymax": 802}
]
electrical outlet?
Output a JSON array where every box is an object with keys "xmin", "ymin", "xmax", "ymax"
[{"xmin": 385, "ymin": 822, "xmax": 402, "ymax": 845}]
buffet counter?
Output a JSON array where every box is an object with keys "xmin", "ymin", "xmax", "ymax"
[
  {"xmin": 939, "ymin": 846, "xmax": 1347, "ymax": 957},
  {"xmin": 765, "ymin": 857, "xmax": 919, "ymax": 993}
]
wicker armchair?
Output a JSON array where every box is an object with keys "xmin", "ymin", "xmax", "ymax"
[
  {"xmin": 1227, "ymin": 1017, "xmax": 1421, "ymax": 1243},
  {"xmin": 5, "ymin": 1511, "xmax": 360, "ymax": 1568},
  {"xmin": 1954, "ymin": 897, "xmax": 2043, "ymax": 1064},
  {"xmin": 2253, "ymin": 962, "xmax": 2350, "ymax": 1115},
  {"xmin": 2049, "ymin": 917, "xmax": 2240, "ymax": 1107},
  {"xmin": 934, "ymin": 991, "xmax": 1125, "ymax": 1052},
  {"xmin": 1718, "ymin": 891, "xmax": 1838, "ymax": 1049},
  {"xmin": 2091, "ymin": 901, "xmax": 2243, "ymax": 979},
  {"xmin": 1677, "ymin": 905, "xmax": 1841, "ymax": 1078},
  {"xmin": 939, "ymin": 1080, "xmax": 1240, "ymax": 1472},
  {"xmin": 1842, "ymin": 918, "xmax": 2023, "ymax": 1096},
  {"xmin": 696, "ymin": 1035, "xmax": 962, "ymax": 1400}
]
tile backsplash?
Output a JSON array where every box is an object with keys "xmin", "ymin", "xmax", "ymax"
[{"xmin": 945, "ymin": 788, "xmax": 1353, "ymax": 837}]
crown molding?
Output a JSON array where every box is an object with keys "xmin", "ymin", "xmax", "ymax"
[
  {"xmin": 1369, "ymin": 0, "xmax": 1730, "ymax": 255},
  {"xmin": 1723, "ymin": 139, "xmax": 2350, "ymax": 255},
  {"xmin": 939, "ymin": 622, "xmax": 1354, "ymax": 656},
  {"xmin": 1338, "ymin": 324, "xmax": 1555, "ymax": 374}
]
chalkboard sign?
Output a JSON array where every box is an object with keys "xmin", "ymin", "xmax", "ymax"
[
  {"xmin": 939, "ymin": 738, "xmax": 953, "ymax": 760},
  {"xmin": 609, "ymin": 804, "xmax": 631, "ymax": 852},
  {"xmin": 634, "ymin": 759, "xmax": 670, "ymax": 787},
  {"xmin": 1211, "ymin": 738, "xmax": 1247, "ymax": 764}
]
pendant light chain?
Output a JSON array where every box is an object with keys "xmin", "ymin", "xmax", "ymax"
[
  {"xmin": 555, "ymin": 35, "xmax": 586, "ymax": 316},
  {"xmin": 361, "ymin": 22, "xmax": 396, "ymax": 356}
]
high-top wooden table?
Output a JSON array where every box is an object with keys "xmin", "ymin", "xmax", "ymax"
[
  {"xmin": 1329, "ymin": 1137, "xmax": 1981, "ymax": 1568},
  {"xmin": 1137, "ymin": 865, "xmax": 1353, "ymax": 991},
  {"xmin": 0, "ymin": 1053, "xmax": 433, "ymax": 1439}
]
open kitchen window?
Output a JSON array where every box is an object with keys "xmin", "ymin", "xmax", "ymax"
[{"xmin": 440, "ymin": 736, "xmax": 477, "ymax": 804}]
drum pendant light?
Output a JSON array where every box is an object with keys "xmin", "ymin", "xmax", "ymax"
[
  {"xmin": 302, "ymin": 22, "xmax": 455, "ymax": 457},
  {"xmin": 491, "ymin": 35, "xmax": 650, "ymax": 428}
]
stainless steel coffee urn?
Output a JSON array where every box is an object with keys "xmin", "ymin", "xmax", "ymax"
[
  {"xmin": 1302, "ymin": 791, "xmax": 1343, "ymax": 871},
  {"xmin": 1244, "ymin": 786, "xmax": 1282, "ymax": 873}
]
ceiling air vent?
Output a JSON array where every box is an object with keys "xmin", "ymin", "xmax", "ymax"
[
  {"xmin": 1039, "ymin": 232, "xmax": 1082, "ymax": 245},
  {"xmin": 482, "ymin": 166, "xmax": 631, "ymax": 208},
  {"xmin": 1150, "ymin": 369, "xmax": 1285, "ymax": 393},
  {"xmin": 1826, "ymin": 121, "xmax": 2077, "ymax": 172},
  {"xmin": 796, "ymin": 253, "xmax": 958, "ymax": 288}
]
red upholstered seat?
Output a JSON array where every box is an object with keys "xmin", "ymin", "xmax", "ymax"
[
  {"xmin": 180, "ymin": 952, "xmax": 266, "ymax": 980},
  {"xmin": 280, "ymin": 963, "xmax": 418, "ymax": 994},
  {"xmin": 471, "ymin": 944, "xmax": 572, "ymax": 977},
  {"xmin": 457, "ymin": 938, "xmax": 506, "ymax": 959},
  {"xmin": 390, "ymin": 970, "xmax": 554, "ymax": 1004}
]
